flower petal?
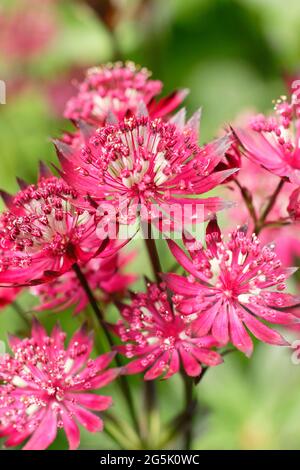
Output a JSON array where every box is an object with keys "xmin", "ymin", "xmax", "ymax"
[
  {"xmin": 61, "ymin": 407, "xmax": 80, "ymax": 451},
  {"xmin": 228, "ymin": 304, "xmax": 253, "ymax": 357},
  {"xmin": 23, "ymin": 408, "xmax": 57, "ymax": 450},
  {"xmin": 242, "ymin": 310, "xmax": 289, "ymax": 346}
]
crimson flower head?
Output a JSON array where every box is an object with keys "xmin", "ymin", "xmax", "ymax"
[
  {"xmin": 0, "ymin": 166, "xmax": 109, "ymax": 287},
  {"xmin": 114, "ymin": 282, "xmax": 223, "ymax": 380},
  {"xmin": 235, "ymin": 95, "xmax": 300, "ymax": 184},
  {"xmin": 164, "ymin": 220, "xmax": 299, "ymax": 357},
  {"xmin": 58, "ymin": 114, "xmax": 235, "ymax": 229},
  {"xmin": 64, "ymin": 62, "xmax": 187, "ymax": 125},
  {"xmin": 32, "ymin": 251, "xmax": 136, "ymax": 314},
  {"xmin": 0, "ymin": 321, "xmax": 118, "ymax": 450}
]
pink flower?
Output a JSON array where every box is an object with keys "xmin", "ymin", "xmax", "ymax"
[
  {"xmin": 164, "ymin": 220, "xmax": 299, "ymax": 357},
  {"xmin": 58, "ymin": 114, "xmax": 235, "ymax": 228},
  {"xmin": 0, "ymin": 165, "xmax": 109, "ymax": 287},
  {"xmin": 235, "ymin": 96, "xmax": 300, "ymax": 184},
  {"xmin": 64, "ymin": 62, "xmax": 187, "ymax": 125},
  {"xmin": 225, "ymin": 150, "xmax": 300, "ymax": 268},
  {"xmin": 32, "ymin": 251, "xmax": 136, "ymax": 314},
  {"xmin": 0, "ymin": 0, "xmax": 57, "ymax": 62},
  {"xmin": 114, "ymin": 282, "xmax": 223, "ymax": 379},
  {"xmin": 287, "ymin": 187, "xmax": 300, "ymax": 221},
  {"xmin": 0, "ymin": 321, "xmax": 118, "ymax": 450}
]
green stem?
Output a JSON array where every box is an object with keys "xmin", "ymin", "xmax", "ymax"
[
  {"xmin": 235, "ymin": 178, "xmax": 285, "ymax": 235},
  {"xmin": 73, "ymin": 263, "xmax": 113, "ymax": 346},
  {"xmin": 163, "ymin": 349, "xmax": 236, "ymax": 449},
  {"xmin": 255, "ymin": 179, "xmax": 285, "ymax": 234},
  {"xmin": 260, "ymin": 179, "xmax": 285, "ymax": 222},
  {"xmin": 142, "ymin": 223, "xmax": 161, "ymax": 446},
  {"xmin": 105, "ymin": 412, "xmax": 141, "ymax": 449},
  {"xmin": 73, "ymin": 263, "xmax": 140, "ymax": 436},
  {"xmin": 144, "ymin": 379, "xmax": 160, "ymax": 448},
  {"xmin": 142, "ymin": 223, "xmax": 162, "ymax": 283},
  {"xmin": 104, "ymin": 422, "xmax": 135, "ymax": 450},
  {"xmin": 160, "ymin": 380, "xmax": 199, "ymax": 449},
  {"xmin": 234, "ymin": 179, "xmax": 258, "ymax": 224},
  {"xmin": 182, "ymin": 375, "xmax": 196, "ymax": 450},
  {"xmin": 258, "ymin": 219, "xmax": 291, "ymax": 230},
  {"xmin": 110, "ymin": 31, "xmax": 123, "ymax": 62}
]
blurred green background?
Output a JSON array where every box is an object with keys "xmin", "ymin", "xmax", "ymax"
[{"xmin": 1, "ymin": 0, "xmax": 300, "ymax": 450}]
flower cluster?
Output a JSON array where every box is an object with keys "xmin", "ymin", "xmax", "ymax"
[{"xmin": 0, "ymin": 61, "xmax": 299, "ymax": 450}]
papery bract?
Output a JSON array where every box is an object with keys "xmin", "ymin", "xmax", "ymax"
[
  {"xmin": 164, "ymin": 220, "xmax": 299, "ymax": 356},
  {"xmin": 214, "ymin": 133, "xmax": 241, "ymax": 181},
  {"xmin": 0, "ymin": 321, "xmax": 118, "ymax": 450}
]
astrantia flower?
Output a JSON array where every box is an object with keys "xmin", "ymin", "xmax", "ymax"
[
  {"xmin": 114, "ymin": 282, "xmax": 223, "ymax": 380},
  {"xmin": 0, "ymin": 166, "xmax": 109, "ymax": 287},
  {"xmin": 0, "ymin": 321, "xmax": 118, "ymax": 450},
  {"xmin": 235, "ymin": 95, "xmax": 300, "ymax": 184},
  {"xmin": 164, "ymin": 220, "xmax": 299, "ymax": 357},
  {"xmin": 58, "ymin": 114, "xmax": 235, "ymax": 229},
  {"xmin": 224, "ymin": 113, "xmax": 299, "ymax": 267},
  {"xmin": 32, "ymin": 252, "xmax": 136, "ymax": 314},
  {"xmin": 64, "ymin": 62, "xmax": 187, "ymax": 125}
]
